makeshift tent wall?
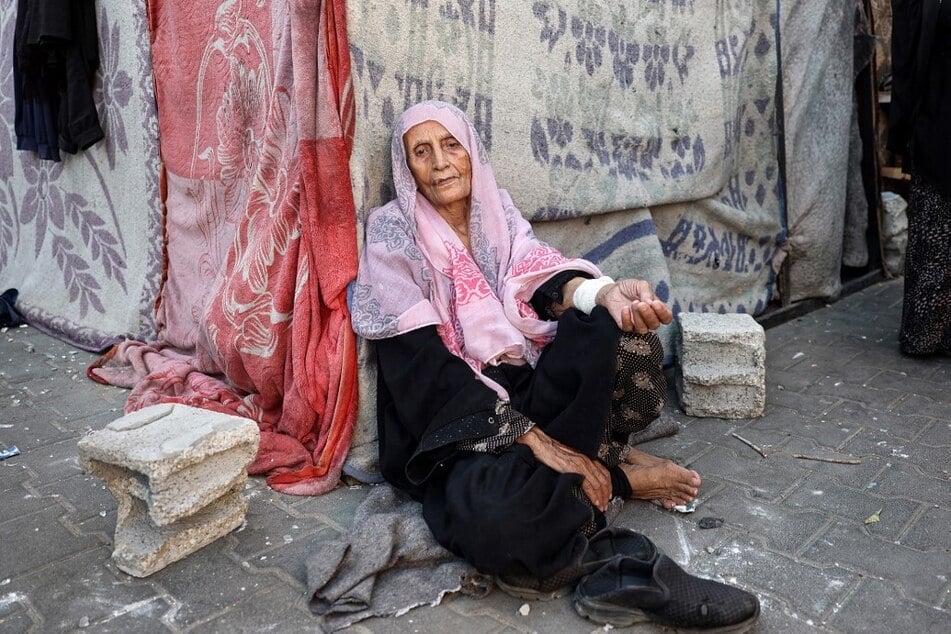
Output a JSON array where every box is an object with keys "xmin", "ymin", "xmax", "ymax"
[
  {"xmin": 0, "ymin": 1, "xmax": 867, "ymax": 488},
  {"xmin": 343, "ymin": 0, "xmax": 860, "ymax": 478},
  {"xmin": 0, "ymin": 0, "xmax": 162, "ymax": 350}
]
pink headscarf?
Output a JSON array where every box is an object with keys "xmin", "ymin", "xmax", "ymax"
[{"xmin": 351, "ymin": 101, "xmax": 601, "ymax": 399}]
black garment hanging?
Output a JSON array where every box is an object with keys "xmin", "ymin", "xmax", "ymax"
[{"xmin": 13, "ymin": 0, "xmax": 104, "ymax": 161}]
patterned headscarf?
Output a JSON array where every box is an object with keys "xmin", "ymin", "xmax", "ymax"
[{"xmin": 351, "ymin": 101, "xmax": 601, "ymax": 399}]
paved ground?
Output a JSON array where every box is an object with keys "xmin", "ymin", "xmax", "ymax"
[{"xmin": 0, "ymin": 278, "xmax": 948, "ymax": 633}]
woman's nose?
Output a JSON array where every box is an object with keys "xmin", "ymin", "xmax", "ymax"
[{"xmin": 431, "ymin": 147, "xmax": 450, "ymax": 169}]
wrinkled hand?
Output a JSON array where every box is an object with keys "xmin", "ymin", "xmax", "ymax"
[
  {"xmin": 596, "ymin": 279, "xmax": 673, "ymax": 333},
  {"xmin": 516, "ymin": 427, "xmax": 611, "ymax": 511}
]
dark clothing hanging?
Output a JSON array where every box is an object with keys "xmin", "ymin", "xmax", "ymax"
[
  {"xmin": 13, "ymin": 0, "xmax": 104, "ymax": 161},
  {"xmin": 888, "ymin": 0, "xmax": 951, "ymax": 197},
  {"xmin": 890, "ymin": 0, "xmax": 951, "ymax": 355},
  {"xmin": 12, "ymin": 59, "xmax": 60, "ymax": 161},
  {"xmin": 375, "ymin": 306, "xmax": 666, "ymax": 579}
]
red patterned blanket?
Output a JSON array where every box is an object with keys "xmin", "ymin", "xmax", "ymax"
[{"xmin": 91, "ymin": 0, "xmax": 358, "ymax": 495}]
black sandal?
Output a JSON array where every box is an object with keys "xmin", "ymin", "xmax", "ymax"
[{"xmin": 574, "ymin": 554, "xmax": 760, "ymax": 632}]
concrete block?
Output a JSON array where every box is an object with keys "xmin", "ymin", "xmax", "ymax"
[
  {"xmin": 677, "ymin": 381, "xmax": 766, "ymax": 419},
  {"xmin": 78, "ymin": 403, "xmax": 259, "ymax": 576},
  {"xmin": 112, "ymin": 483, "xmax": 248, "ymax": 577},
  {"xmin": 677, "ymin": 312, "xmax": 766, "ymax": 371},
  {"xmin": 676, "ymin": 313, "xmax": 766, "ymax": 419}
]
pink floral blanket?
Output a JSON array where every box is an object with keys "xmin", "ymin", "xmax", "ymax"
[{"xmin": 90, "ymin": 0, "xmax": 359, "ymax": 495}]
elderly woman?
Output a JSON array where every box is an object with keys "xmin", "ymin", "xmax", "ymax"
[{"xmin": 352, "ymin": 102, "xmax": 758, "ymax": 630}]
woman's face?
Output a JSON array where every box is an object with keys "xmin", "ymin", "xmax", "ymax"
[{"xmin": 403, "ymin": 120, "xmax": 472, "ymax": 212}]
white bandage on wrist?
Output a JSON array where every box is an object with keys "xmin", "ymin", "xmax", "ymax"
[{"xmin": 572, "ymin": 276, "xmax": 614, "ymax": 314}]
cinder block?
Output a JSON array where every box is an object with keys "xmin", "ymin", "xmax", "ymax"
[
  {"xmin": 677, "ymin": 312, "xmax": 766, "ymax": 370},
  {"xmin": 111, "ymin": 483, "xmax": 247, "ymax": 577},
  {"xmin": 676, "ymin": 313, "xmax": 766, "ymax": 419},
  {"xmin": 78, "ymin": 403, "xmax": 259, "ymax": 576}
]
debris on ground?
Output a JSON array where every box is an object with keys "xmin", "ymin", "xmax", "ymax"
[
  {"xmin": 698, "ymin": 517, "xmax": 724, "ymax": 529},
  {"xmin": 0, "ymin": 446, "xmax": 21, "ymax": 461}
]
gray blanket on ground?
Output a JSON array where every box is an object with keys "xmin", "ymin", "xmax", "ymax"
[
  {"xmin": 305, "ymin": 485, "xmax": 476, "ymax": 631},
  {"xmin": 306, "ymin": 416, "xmax": 680, "ymax": 630}
]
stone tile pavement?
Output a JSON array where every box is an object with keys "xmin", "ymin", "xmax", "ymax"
[{"xmin": 0, "ymin": 278, "xmax": 948, "ymax": 632}]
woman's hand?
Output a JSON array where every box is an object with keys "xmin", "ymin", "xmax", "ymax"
[
  {"xmin": 596, "ymin": 279, "xmax": 673, "ymax": 333},
  {"xmin": 516, "ymin": 427, "xmax": 612, "ymax": 511}
]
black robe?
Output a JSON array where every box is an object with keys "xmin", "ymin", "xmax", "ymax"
[{"xmin": 374, "ymin": 300, "xmax": 636, "ymax": 579}]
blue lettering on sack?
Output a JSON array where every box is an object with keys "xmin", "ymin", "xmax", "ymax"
[{"xmin": 659, "ymin": 218, "xmax": 774, "ymax": 275}]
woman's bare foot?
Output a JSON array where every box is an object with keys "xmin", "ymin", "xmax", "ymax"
[
  {"xmin": 620, "ymin": 448, "xmax": 701, "ymax": 509},
  {"xmin": 622, "ymin": 446, "xmax": 670, "ymax": 468}
]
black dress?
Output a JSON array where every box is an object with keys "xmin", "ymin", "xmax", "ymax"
[
  {"xmin": 13, "ymin": 0, "xmax": 104, "ymax": 161},
  {"xmin": 888, "ymin": 0, "xmax": 951, "ymax": 355},
  {"xmin": 374, "ymin": 290, "xmax": 667, "ymax": 579}
]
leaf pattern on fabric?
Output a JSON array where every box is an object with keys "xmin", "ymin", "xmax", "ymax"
[
  {"xmin": 15, "ymin": 151, "xmax": 129, "ymax": 317},
  {"xmin": 51, "ymin": 236, "xmax": 104, "ymax": 317},
  {"xmin": 20, "ymin": 161, "xmax": 64, "ymax": 257},
  {"xmin": 0, "ymin": 1, "xmax": 160, "ymax": 348},
  {"xmin": 9, "ymin": 2, "xmax": 135, "ymax": 323},
  {"xmin": 643, "ymin": 43, "xmax": 670, "ymax": 91},
  {"xmin": 571, "ymin": 16, "xmax": 605, "ymax": 76},
  {"xmin": 65, "ymin": 193, "xmax": 127, "ymax": 292},
  {"xmin": 94, "ymin": 6, "xmax": 133, "ymax": 170}
]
